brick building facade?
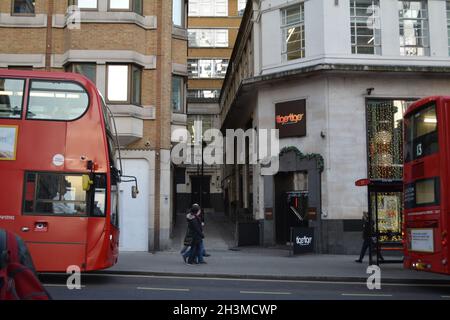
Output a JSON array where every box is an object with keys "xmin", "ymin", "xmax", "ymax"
[{"xmin": 0, "ymin": 0, "xmax": 188, "ymax": 251}]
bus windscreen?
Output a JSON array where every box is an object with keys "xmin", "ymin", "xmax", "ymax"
[{"xmin": 404, "ymin": 103, "xmax": 438, "ymax": 162}]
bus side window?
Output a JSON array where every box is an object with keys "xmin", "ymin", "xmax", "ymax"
[
  {"xmin": 92, "ymin": 174, "xmax": 106, "ymax": 217},
  {"xmin": 27, "ymin": 81, "xmax": 89, "ymax": 121},
  {"xmin": 24, "ymin": 173, "xmax": 36, "ymax": 213},
  {"xmin": 110, "ymin": 184, "xmax": 119, "ymax": 228}
]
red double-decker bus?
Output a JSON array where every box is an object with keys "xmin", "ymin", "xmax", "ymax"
[
  {"xmin": 0, "ymin": 69, "xmax": 122, "ymax": 272},
  {"xmin": 403, "ymin": 96, "xmax": 449, "ymax": 275}
]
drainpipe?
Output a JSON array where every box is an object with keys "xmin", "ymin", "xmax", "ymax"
[{"xmin": 45, "ymin": 0, "xmax": 54, "ymax": 71}]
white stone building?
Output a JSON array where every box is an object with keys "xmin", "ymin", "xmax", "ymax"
[{"xmin": 220, "ymin": 0, "xmax": 450, "ymax": 253}]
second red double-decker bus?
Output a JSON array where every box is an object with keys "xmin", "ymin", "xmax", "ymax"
[
  {"xmin": 0, "ymin": 69, "xmax": 123, "ymax": 272},
  {"xmin": 403, "ymin": 96, "xmax": 449, "ymax": 275}
]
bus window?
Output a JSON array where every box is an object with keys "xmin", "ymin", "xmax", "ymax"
[
  {"xmin": 405, "ymin": 177, "xmax": 440, "ymax": 209},
  {"xmin": 0, "ymin": 78, "xmax": 25, "ymax": 119},
  {"xmin": 416, "ymin": 178, "xmax": 439, "ymax": 206},
  {"xmin": 404, "ymin": 103, "xmax": 438, "ymax": 161},
  {"xmin": 110, "ymin": 184, "xmax": 119, "ymax": 228},
  {"xmin": 92, "ymin": 174, "xmax": 106, "ymax": 217},
  {"xmin": 27, "ymin": 80, "xmax": 89, "ymax": 121},
  {"xmin": 23, "ymin": 172, "xmax": 88, "ymax": 216}
]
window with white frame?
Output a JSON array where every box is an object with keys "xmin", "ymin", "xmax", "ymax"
[
  {"xmin": 188, "ymin": 0, "xmax": 227, "ymax": 17},
  {"xmin": 68, "ymin": 0, "xmax": 97, "ymax": 9},
  {"xmin": 447, "ymin": 1, "xmax": 450, "ymax": 55},
  {"xmin": 281, "ymin": 4, "xmax": 305, "ymax": 61},
  {"xmin": 66, "ymin": 63, "xmax": 97, "ymax": 84},
  {"xmin": 12, "ymin": 0, "xmax": 35, "ymax": 15},
  {"xmin": 350, "ymin": 0, "xmax": 381, "ymax": 55},
  {"xmin": 172, "ymin": 76, "xmax": 185, "ymax": 113},
  {"xmin": 108, "ymin": 0, "xmax": 143, "ymax": 15},
  {"xmin": 187, "ymin": 89, "xmax": 221, "ymax": 99},
  {"xmin": 188, "ymin": 59, "xmax": 229, "ymax": 78},
  {"xmin": 188, "ymin": 29, "xmax": 229, "ymax": 47},
  {"xmin": 106, "ymin": 64, "xmax": 142, "ymax": 105},
  {"xmin": 173, "ymin": 0, "xmax": 185, "ymax": 27},
  {"xmin": 238, "ymin": 0, "xmax": 246, "ymax": 16},
  {"xmin": 398, "ymin": 0, "xmax": 429, "ymax": 56},
  {"xmin": 187, "ymin": 115, "xmax": 213, "ymax": 144}
]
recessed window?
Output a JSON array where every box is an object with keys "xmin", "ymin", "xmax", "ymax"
[
  {"xmin": 398, "ymin": 0, "xmax": 429, "ymax": 56},
  {"xmin": 367, "ymin": 99, "xmax": 413, "ymax": 180},
  {"xmin": 187, "ymin": 89, "xmax": 220, "ymax": 99},
  {"xmin": 173, "ymin": 0, "xmax": 186, "ymax": 27},
  {"xmin": 12, "ymin": 0, "xmax": 35, "ymax": 15},
  {"xmin": 110, "ymin": 0, "xmax": 129, "ymax": 10},
  {"xmin": 172, "ymin": 76, "xmax": 185, "ymax": 113},
  {"xmin": 68, "ymin": 0, "xmax": 98, "ymax": 10},
  {"xmin": 188, "ymin": 29, "xmax": 229, "ymax": 47},
  {"xmin": 350, "ymin": 0, "xmax": 381, "ymax": 55},
  {"xmin": 188, "ymin": 59, "xmax": 229, "ymax": 78},
  {"xmin": 106, "ymin": 64, "xmax": 142, "ymax": 105},
  {"xmin": 188, "ymin": 0, "xmax": 227, "ymax": 17},
  {"xmin": 0, "ymin": 78, "xmax": 25, "ymax": 119},
  {"xmin": 27, "ymin": 80, "xmax": 89, "ymax": 121},
  {"xmin": 238, "ymin": 0, "xmax": 246, "ymax": 16},
  {"xmin": 108, "ymin": 0, "xmax": 143, "ymax": 15},
  {"xmin": 281, "ymin": 4, "xmax": 305, "ymax": 61},
  {"xmin": 67, "ymin": 63, "xmax": 97, "ymax": 84}
]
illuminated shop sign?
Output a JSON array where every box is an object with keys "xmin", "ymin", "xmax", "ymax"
[{"xmin": 275, "ymin": 99, "xmax": 306, "ymax": 138}]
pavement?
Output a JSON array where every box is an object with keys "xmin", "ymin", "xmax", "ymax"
[
  {"xmin": 96, "ymin": 211, "xmax": 450, "ymax": 284},
  {"xmin": 102, "ymin": 248, "xmax": 450, "ymax": 284}
]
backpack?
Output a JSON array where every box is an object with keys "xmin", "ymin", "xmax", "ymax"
[{"xmin": 0, "ymin": 229, "xmax": 51, "ymax": 300}]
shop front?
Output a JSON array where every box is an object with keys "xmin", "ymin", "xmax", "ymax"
[{"xmin": 364, "ymin": 99, "xmax": 415, "ymax": 263}]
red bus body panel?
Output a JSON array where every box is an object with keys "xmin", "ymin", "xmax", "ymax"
[
  {"xmin": 0, "ymin": 70, "xmax": 119, "ymax": 272},
  {"xmin": 403, "ymin": 96, "xmax": 450, "ymax": 275}
]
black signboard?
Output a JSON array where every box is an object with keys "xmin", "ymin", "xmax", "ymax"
[
  {"xmin": 404, "ymin": 183, "xmax": 415, "ymax": 209},
  {"xmin": 275, "ymin": 99, "xmax": 306, "ymax": 138},
  {"xmin": 291, "ymin": 227, "xmax": 314, "ymax": 254}
]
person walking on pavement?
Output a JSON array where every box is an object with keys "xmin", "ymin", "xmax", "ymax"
[
  {"xmin": 185, "ymin": 204, "xmax": 206, "ymax": 265},
  {"xmin": 198, "ymin": 207, "xmax": 210, "ymax": 258},
  {"xmin": 355, "ymin": 212, "xmax": 384, "ymax": 263}
]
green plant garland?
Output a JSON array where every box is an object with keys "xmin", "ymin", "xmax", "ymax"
[{"xmin": 279, "ymin": 146, "xmax": 324, "ymax": 173}]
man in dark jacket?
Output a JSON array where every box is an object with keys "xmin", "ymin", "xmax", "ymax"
[
  {"xmin": 186, "ymin": 204, "xmax": 205, "ymax": 265},
  {"xmin": 355, "ymin": 212, "xmax": 384, "ymax": 263}
]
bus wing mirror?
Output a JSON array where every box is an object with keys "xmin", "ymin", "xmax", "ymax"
[
  {"xmin": 132, "ymin": 186, "xmax": 139, "ymax": 199},
  {"xmin": 82, "ymin": 175, "xmax": 94, "ymax": 191}
]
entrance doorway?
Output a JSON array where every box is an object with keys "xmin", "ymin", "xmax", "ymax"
[
  {"xmin": 191, "ymin": 175, "xmax": 211, "ymax": 208},
  {"xmin": 275, "ymin": 172, "xmax": 308, "ymax": 244}
]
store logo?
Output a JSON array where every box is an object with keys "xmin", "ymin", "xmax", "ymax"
[
  {"xmin": 296, "ymin": 236, "xmax": 312, "ymax": 246},
  {"xmin": 276, "ymin": 113, "xmax": 304, "ymax": 126},
  {"xmin": 366, "ymin": 265, "xmax": 381, "ymax": 290}
]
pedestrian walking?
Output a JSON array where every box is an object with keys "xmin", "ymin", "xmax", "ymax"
[
  {"xmin": 185, "ymin": 204, "xmax": 206, "ymax": 265},
  {"xmin": 355, "ymin": 212, "xmax": 384, "ymax": 263}
]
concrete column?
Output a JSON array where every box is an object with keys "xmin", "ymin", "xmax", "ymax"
[
  {"xmin": 235, "ymin": 163, "xmax": 240, "ymax": 206},
  {"xmin": 380, "ymin": 0, "xmax": 400, "ymax": 56},
  {"xmin": 243, "ymin": 163, "xmax": 249, "ymax": 208},
  {"xmin": 98, "ymin": 0, "xmax": 108, "ymax": 12},
  {"xmin": 428, "ymin": 0, "xmax": 448, "ymax": 57},
  {"xmin": 96, "ymin": 64, "xmax": 106, "ymax": 97},
  {"xmin": 263, "ymin": 175, "xmax": 274, "ymax": 246}
]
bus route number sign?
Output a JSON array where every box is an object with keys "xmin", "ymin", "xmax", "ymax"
[{"xmin": 416, "ymin": 143, "xmax": 423, "ymax": 157}]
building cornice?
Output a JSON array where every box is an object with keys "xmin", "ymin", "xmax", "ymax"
[
  {"xmin": 0, "ymin": 13, "xmax": 47, "ymax": 27},
  {"xmin": 53, "ymin": 12, "xmax": 157, "ymax": 29},
  {"xmin": 52, "ymin": 50, "xmax": 157, "ymax": 69}
]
